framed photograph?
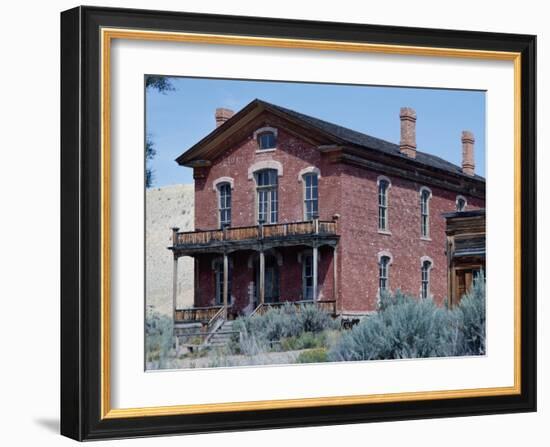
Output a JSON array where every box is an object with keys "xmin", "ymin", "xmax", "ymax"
[{"xmin": 60, "ymin": 6, "xmax": 536, "ymax": 441}]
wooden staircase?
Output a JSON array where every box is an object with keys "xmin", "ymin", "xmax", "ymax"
[{"xmin": 207, "ymin": 320, "xmax": 237, "ymax": 348}]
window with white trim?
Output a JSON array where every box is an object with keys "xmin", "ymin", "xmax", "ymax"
[
  {"xmin": 256, "ymin": 169, "xmax": 278, "ymax": 223},
  {"xmin": 378, "ymin": 179, "xmax": 389, "ymax": 231},
  {"xmin": 379, "ymin": 256, "xmax": 390, "ymax": 292},
  {"xmin": 420, "ymin": 188, "xmax": 431, "ymax": 237},
  {"xmin": 303, "ymin": 172, "xmax": 319, "ymax": 220},
  {"xmin": 456, "ymin": 196, "xmax": 467, "ymax": 212},
  {"xmin": 421, "ymin": 260, "xmax": 432, "ymax": 299},
  {"xmin": 257, "ymin": 131, "xmax": 276, "ymax": 150},
  {"xmin": 218, "ymin": 182, "xmax": 231, "ymax": 228}
]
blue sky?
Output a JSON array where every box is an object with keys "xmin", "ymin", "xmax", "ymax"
[{"xmin": 146, "ymin": 77, "xmax": 485, "ymax": 187}]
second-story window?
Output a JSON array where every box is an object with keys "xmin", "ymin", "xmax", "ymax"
[
  {"xmin": 256, "ymin": 169, "xmax": 278, "ymax": 224},
  {"xmin": 378, "ymin": 179, "xmax": 389, "ymax": 231},
  {"xmin": 421, "ymin": 260, "xmax": 432, "ymax": 299},
  {"xmin": 379, "ymin": 256, "xmax": 390, "ymax": 292},
  {"xmin": 257, "ymin": 131, "xmax": 277, "ymax": 150},
  {"xmin": 303, "ymin": 173, "xmax": 319, "ymax": 220},
  {"xmin": 420, "ymin": 188, "xmax": 431, "ymax": 238},
  {"xmin": 218, "ymin": 182, "xmax": 231, "ymax": 228}
]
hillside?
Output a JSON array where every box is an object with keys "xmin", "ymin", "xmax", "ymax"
[{"xmin": 146, "ymin": 184, "xmax": 194, "ymax": 316}]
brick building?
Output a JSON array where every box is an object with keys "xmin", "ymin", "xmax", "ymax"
[{"xmin": 170, "ymin": 99, "xmax": 485, "ymax": 324}]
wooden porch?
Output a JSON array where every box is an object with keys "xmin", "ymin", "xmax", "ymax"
[
  {"xmin": 169, "ymin": 218, "xmax": 340, "ymax": 324},
  {"xmin": 175, "ymin": 299, "xmax": 338, "ymax": 324}
]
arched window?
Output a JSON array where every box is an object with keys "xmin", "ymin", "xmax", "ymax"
[
  {"xmin": 378, "ymin": 179, "xmax": 390, "ymax": 231},
  {"xmin": 420, "ymin": 187, "xmax": 432, "ymax": 238},
  {"xmin": 214, "ymin": 260, "xmax": 232, "ymax": 305},
  {"xmin": 257, "ymin": 131, "xmax": 277, "ymax": 150},
  {"xmin": 379, "ymin": 256, "xmax": 391, "ymax": 292},
  {"xmin": 256, "ymin": 169, "xmax": 278, "ymax": 223},
  {"xmin": 217, "ymin": 182, "xmax": 231, "ymax": 228},
  {"xmin": 303, "ymin": 172, "xmax": 319, "ymax": 220},
  {"xmin": 421, "ymin": 259, "xmax": 432, "ymax": 299},
  {"xmin": 456, "ymin": 195, "xmax": 467, "ymax": 212}
]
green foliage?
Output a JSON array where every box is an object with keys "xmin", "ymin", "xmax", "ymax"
[
  {"xmin": 145, "ymin": 306, "xmax": 174, "ymax": 368},
  {"xmin": 298, "ymin": 304, "xmax": 339, "ymax": 333},
  {"xmin": 280, "ymin": 331, "xmax": 326, "ymax": 351},
  {"xmin": 145, "ymin": 75, "xmax": 175, "ymax": 93},
  {"xmin": 144, "ymin": 75, "xmax": 175, "ymax": 188},
  {"xmin": 329, "ymin": 278, "xmax": 486, "ymax": 362},
  {"xmin": 297, "ymin": 348, "xmax": 329, "ymax": 364},
  {"xmin": 455, "ymin": 272, "xmax": 486, "ymax": 355},
  {"xmin": 145, "ymin": 136, "xmax": 156, "ymax": 188},
  {"xmin": 232, "ymin": 303, "xmax": 337, "ymax": 354},
  {"xmin": 237, "ymin": 328, "xmax": 269, "ymax": 356}
]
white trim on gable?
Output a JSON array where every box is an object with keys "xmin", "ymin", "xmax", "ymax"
[
  {"xmin": 253, "ymin": 126, "xmax": 278, "ymax": 140},
  {"xmin": 420, "ymin": 255, "xmax": 434, "ymax": 269},
  {"xmin": 455, "ymin": 194, "xmax": 468, "ymax": 211},
  {"xmin": 297, "ymin": 166, "xmax": 321, "ymax": 182},
  {"xmin": 212, "ymin": 176, "xmax": 234, "ymax": 191},
  {"xmin": 376, "ymin": 175, "xmax": 392, "ymax": 188},
  {"xmin": 247, "ymin": 160, "xmax": 284, "ymax": 180},
  {"xmin": 419, "ymin": 185, "xmax": 432, "ymax": 197},
  {"xmin": 377, "ymin": 250, "xmax": 394, "ymax": 265}
]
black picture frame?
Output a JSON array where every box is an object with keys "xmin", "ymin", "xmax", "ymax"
[{"xmin": 61, "ymin": 5, "xmax": 536, "ymax": 441}]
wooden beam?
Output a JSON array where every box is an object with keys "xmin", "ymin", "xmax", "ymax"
[
  {"xmin": 172, "ymin": 255, "xmax": 178, "ymax": 322},
  {"xmin": 194, "ymin": 257, "xmax": 199, "ymax": 306},
  {"xmin": 223, "ymin": 253, "xmax": 229, "ymax": 319},
  {"xmin": 333, "ymin": 245, "xmax": 338, "ymax": 302},
  {"xmin": 313, "ymin": 246, "xmax": 319, "ymax": 301},
  {"xmin": 259, "ymin": 250, "xmax": 265, "ymax": 305}
]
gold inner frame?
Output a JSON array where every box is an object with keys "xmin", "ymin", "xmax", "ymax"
[{"xmin": 100, "ymin": 27, "xmax": 522, "ymax": 419}]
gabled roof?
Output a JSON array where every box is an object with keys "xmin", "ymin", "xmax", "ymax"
[{"xmin": 176, "ymin": 99, "xmax": 485, "ymax": 183}]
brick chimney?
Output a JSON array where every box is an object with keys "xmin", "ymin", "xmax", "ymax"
[
  {"xmin": 399, "ymin": 107, "xmax": 417, "ymax": 158},
  {"xmin": 461, "ymin": 130, "xmax": 475, "ymax": 176},
  {"xmin": 215, "ymin": 108, "xmax": 234, "ymax": 127}
]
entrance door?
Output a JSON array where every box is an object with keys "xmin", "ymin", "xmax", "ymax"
[
  {"xmin": 455, "ymin": 267, "xmax": 482, "ymax": 303},
  {"xmin": 255, "ymin": 254, "xmax": 280, "ymax": 304}
]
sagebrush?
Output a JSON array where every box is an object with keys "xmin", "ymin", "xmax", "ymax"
[
  {"xmin": 145, "ymin": 306, "xmax": 174, "ymax": 368},
  {"xmin": 329, "ymin": 276, "xmax": 486, "ymax": 361}
]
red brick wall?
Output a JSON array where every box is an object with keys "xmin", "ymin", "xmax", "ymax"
[
  {"xmin": 194, "ymin": 247, "xmax": 335, "ymax": 316},
  {"xmin": 338, "ymin": 165, "xmax": 484, "ymax": 313},
  {"xmin": 194, "ymin": 126, "xmax": 337, "ymax": 229},
  {"xmin": 192, "ymin": 118, "xmax": 484, "ymax": 314}
]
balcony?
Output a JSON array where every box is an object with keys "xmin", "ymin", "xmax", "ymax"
[{"xmin": 170, "ymin": 219, "xmax": 339, "ymax": 256}]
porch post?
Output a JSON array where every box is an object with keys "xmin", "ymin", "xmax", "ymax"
[
  {"xmin": 312, "ymin": 245, "xmax": 319, "ymax": 301},
  {"xmin": 223, "ymin": 252, "xmax": 229, "ymax": 319},
  {"xmin": 193, "ymin": 257, "xmax": 199, "ymax": 305},
  {"xmin": 332, "ymin": 245, "xmax": 338, "ymax": 301},
  {"xmin": 259, "ymin": 250, "xmax": 265, "ymax": 305},
  {"xmin": 171, "ymin": 227, "xmax": 180, "ymax": 322},
  {"xmin": 172, "ymin": 254, "xmax": 178, "ymax": 322}
]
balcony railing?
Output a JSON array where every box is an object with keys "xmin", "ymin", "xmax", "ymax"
[
  {"xmin": 173, "ymin": 219, "xmax": 337, "ymax": 247},
  {"xmin": 250, "ymin": 300, "xmax": 337, "ymax": 317},
  {"xmin": 174, "ymin": 305, "xmax": 223, "ymax": 323}
]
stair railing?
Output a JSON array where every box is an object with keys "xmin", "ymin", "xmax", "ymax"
[{"xmin": 203, "ymin": 306, "xmax": 226, "ymax": 345}]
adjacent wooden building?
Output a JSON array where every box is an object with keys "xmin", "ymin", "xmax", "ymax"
[{"xmin": 444, "ymin": 209, "xmax": 486, "ymax": 307}]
